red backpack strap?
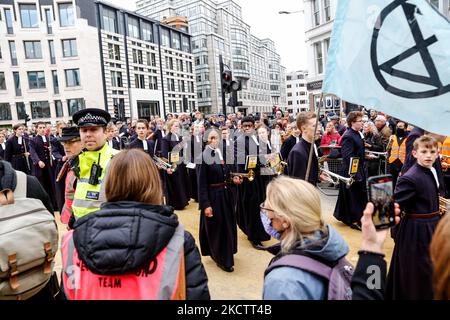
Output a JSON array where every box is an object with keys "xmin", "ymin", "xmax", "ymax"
[{"xmin": 265, "ymin": 254, "xmax": 332, "ymax": 280}]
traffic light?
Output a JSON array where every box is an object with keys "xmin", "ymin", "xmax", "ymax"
[
  {"xmin": 221, "ymin": 70, "xmax": 232, "ymax": 93},
  {"xmin": 227, "ymin": 92, "xmax": 237, "ymax": 107}
]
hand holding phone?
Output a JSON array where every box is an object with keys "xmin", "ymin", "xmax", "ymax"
[{"xmin": 367, "ymin": 174, "xmax": 396, "ymax": 229}]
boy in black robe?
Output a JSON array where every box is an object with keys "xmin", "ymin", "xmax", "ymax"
[{"xmin": 386, "ymin": 135, "xmax": 441, "ymax": 300}]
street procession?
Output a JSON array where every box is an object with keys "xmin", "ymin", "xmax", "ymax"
[{"xmin": 0, "ymin": 0, "xmax": 450, "ymax": 305}]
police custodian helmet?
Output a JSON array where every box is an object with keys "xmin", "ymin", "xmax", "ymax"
[{"xmin": 72, "ymin": 108, "xmax": 111, "ymax": 128}]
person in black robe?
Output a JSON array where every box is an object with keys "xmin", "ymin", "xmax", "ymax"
[
  {"xmin": 333, "ymin": 111, "xmax": 368, "ymax": 228},
  {"xmin": 401, "ymin": 126, "xmax": 446, "ymax": 195},
  {"xmin": 29, "ymin": 122, "xmax": 56, "ymax": 210},
  {"xmin": 161, "ymin": 119, "xmax": 190, "ymax": 210},
  {"xmin": 153, "ymin": 118, "xmax": 166, "ymax": 157},
  {"xmin": 234, "ymin": 117, "xmax": 270, "ymax": 247},
  {"xmin": 186, "ymin": 124, "xmax": 204, "ymax": 202},
  {"xmin": 51, "ymin": 122, "xmax": 67, "ymax": 213},
  {"xmin": 257, "ymin": 125, "xmax": 278, "ymax": 191},
  {"xmin": 280, "ymin": 122, "xmax": 301, "ymax": 162},
  {"xmin": 287, "ymin": 112, "xmax": 321, "ymax": 186},
  {"xmin": 106, "ymin": 123, "xmax": 121, "ymax": 151},
  {"xmin": 197, "ymin": 130, "xmax": 237, "ymax": 272},
  {"xmin": 127, "ymin": 119, "xmax": 155, "ymax": 158},
  {"xmin": 0, "ymin": 131, "xmax": 6, "ymax": 159},
  {"xmin": 386, "ymin": 135, "xmax": 441, "ymax": 300},
  {"xmin": 4, "ymin": 124, "xmax": 32, "ymax": 174}
]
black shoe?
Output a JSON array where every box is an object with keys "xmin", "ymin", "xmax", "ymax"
[
  {"xmin": 216, "ymin": 263, "xmax": 234, "ymax": 272},
  {"xmin": 250, "ymin": 240, "xmax": 262, "ymax": 248}
]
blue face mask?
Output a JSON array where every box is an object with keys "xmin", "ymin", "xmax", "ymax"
[{"xmin": 260, "ymin": 212, "xmax": 281, "ymax": 240}]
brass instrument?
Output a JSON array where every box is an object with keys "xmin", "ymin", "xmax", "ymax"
[
  {"xmin": 228, "ymin": 170, "xmax": 255, "ymax": 182},
  {"xmin": 276, "ymin": 161, "xmax": 288, "ymax": 176},
  {"xmin": 439, "ymin": 196, "xmax": 449, "ymax": 216},
  {"xmin": 152, "ymin": 156, "xmax": 177, "ymax": 172},
  {"xmin": 320, "ymin": 168, "xmax": 354, "ymax": 188}
]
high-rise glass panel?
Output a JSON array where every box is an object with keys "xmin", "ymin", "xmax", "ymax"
[
  {"xmin": 20, "ymin": 4, "xmax": 38, "ymax": 28},
  {"xmin": 59, "ymin": 3, "xmax": 75, "ymax": 27}
]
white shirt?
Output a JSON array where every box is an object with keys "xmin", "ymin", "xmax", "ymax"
[
  {"xmin": 195, "ymin": 135, "xmax": 200, "ymax": 143},
  {"xmin": 1, "ymin": 142, "xmax": 5, "ymax": 150},
  {"xmin": 141, "ymin": 139, "xmax": 148, "ymax": 151},
  {"xmin": 18, "ymin": 136, "xmax": 23, "ymax": 145},
  {"xmin": 296, "ymin": 136, "xmax": 300, "ymax": 144},
  {"xmin": 207, "ymin": 145, "xmax": 223, "ymax": 161},
  {"xmin": 430, "ymin": 167, "xmax": 440, "ymax": 189},
  {"xmin": 226, "ymin": 140, "xmax": 230, "ymax": 147},
  {"xmin": 108, "ymin": 140, "xmax": 113, "ymax": 148},
  {"xmin": 40, "ymin": 135, "xmax": 47, "ymax": 143},
  {"xmin": 251, "ymin": 135, "xmax": 259, "ymax": 146}
]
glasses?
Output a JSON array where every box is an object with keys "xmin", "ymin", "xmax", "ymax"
[{"xmin": 260, "ymin": 202, "xmax": 275, "ymax": 216}]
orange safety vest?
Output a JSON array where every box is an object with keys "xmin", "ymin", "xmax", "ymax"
[
  {"xmin": 441, "ymin": 136, "xmax": 450, "ymax": 172},
  {"xmin": 61, "ymin": 226, "xmax": 186, "ymax": 300},
  {"xmin": 389, "ymin": 135, "xmax": 406, "ymax": 164},
  {"xmin": 60, "ymin": 169, "xmax": 77, "ymax": 224}
]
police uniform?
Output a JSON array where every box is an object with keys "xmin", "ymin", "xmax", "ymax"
[{"xmin": 71, "ymin": 108, "xmax": 119, "ymax": 220}]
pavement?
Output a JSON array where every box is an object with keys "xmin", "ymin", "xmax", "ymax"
[{"xmin": 54, "ymin": 187, "xmax": 394, "ymax": 300}]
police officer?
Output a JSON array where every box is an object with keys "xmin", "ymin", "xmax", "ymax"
[{"xmin": 71, "ymin": 108, "xmax": 120, "ymax": 220}]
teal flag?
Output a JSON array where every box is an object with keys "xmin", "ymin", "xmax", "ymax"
[{"xmin": 323, "ymin": 0, "xmax": 450, "ymax": 135}]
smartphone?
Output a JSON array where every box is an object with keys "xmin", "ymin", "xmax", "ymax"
[{"xmin": 367, "ymin": 174, "xmax": 396, "ymax": 229}]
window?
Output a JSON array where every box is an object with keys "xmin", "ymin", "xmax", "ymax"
[
  {"xmin": 31, "ymin": 101, "xmax": 51, "ymax": 119},
  {"xmin": 52, "ymin": 70, "xmax": 59, "ymax": 94},
  {"xmin": 62, "ymin": 39, "xmax": 77, "ymax": 57},
  {"xmin": 135, "ymin": 74, "xmax": 145, "ymax": 89},
  {"xmin": 111, "ymin": 71, "xmax": 123, "ymax": 87},
  {"xmin": 127, "ymin": 16, "xmax": 139, "ymax": 39},
  {"xmin": 5, "ymin": 8, "xmax": 13, "ymax": 34},
  {"xmin": 68, "ymin": 98, "xmax": 84, "ymax": 116},
  {"xmin": 172, "ymin": 33, "xmax": 181, "ymax": 50},
  {"xmin": 0, "ymin": 72, "xmax": 6, "ymax": 90},
  {"xmin": 313, "ymin": 0, "xmax": 320, "ymax": 26},
  {"xmin": 142, "ymin": 21, "xmax": 153, "ymax": 42},
  {"xmin": 9, "ymin": 41, "xmax": 17, "ymax": 66},
  {"xmin": 179, "ymin": 60, "xmax": 184, "ymax": 72},
  {"xmin": 287, "ymin": 92, "xmax": 292, "ymax": 97},
  {"xmin": 161, "ymin": 29, "xmax": 170, "ymax": 47},
  {"xmin": 16, "ymin": 102, "xmax": 26, "ymax": 120},
  {"xmin": 187, "ymin": 61, "xmax": 193, "ymax": 73},
  {"xmin": 325, "ymin": 38, "xmax": 330, "ymax": 54},
  {"xmin": 108, "ymin": 43, "xmax": 120, "ymax": 60},
  {"xmin": 287, "ymin": 84, "xmax": 292, "ymax": 89},
  {"xmin": 147, "ymin": 52, "xmax": 156, "ymax": 66},
  {"xmin": 28, "ymin": 71, "xmax": 46, "ymax": 89},
  {"xmin": 24, "ymin": 41, "xmax": 42, "ymax": 59},
  {"xmin": 45, "ymin": 9, "xmax": 53, "ymax": 34},
  {"xmin": 20, "ymin": 4, "xmax": 38, "ymax": 28},
  {"xmin": 49, "ymin": 40, "xmax": 56, "ymax": 64},
  {"xmin": 181, "ymin": 35, "xmax": 190, "ymax": 53},
  {"xmin": 323, "ymin": 0, "xmax": 331, "ymax": 22},
  {"xmin": 102, "ymin": 7, "xmax": 116, "ymax": 33},
  {"xmin": 13, "ymin": 72, "xmax": 21, "ymax": 96},
  {"xmin": 65, "ymin": 69, "xmax": 80, "ymax": 87},
  {"xmin": 149, "ymin": 76, "xmax": 158, "ymax": 90},
  {"xmin": 59, "ymin": 3, "xmax": 75, "ymax": 27},
  {"xmin": 55, "ymin": 100, "xmax": 64, "ymax": 117},
  {"xmin": 132, "ymin": 49, "xmax": 143, "ymax": 64},
  {"xmin": 315, "ymin": 42, "xmax": 323, "ymax": 74},
  {"xmin": 0, "ymin": 103, "xmax": 12, "ymax": 121},
  {"xmin": 169, "ymin": 79, "xmax": 175, "ymax": 91}
]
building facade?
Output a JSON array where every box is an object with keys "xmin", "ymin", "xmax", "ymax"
[
  {"xmin": 137, "ymin": 0, "xmax": 287, "ymax": 115},
  {"xmin": 286, "ymin": 70, "xmax": 309, "ymax": 114},
  {"xmin": 0, "ymin": 0, "xmax": 196, "ymax": 127},
  {"xmin": 303, "ymin": 0, "xmax": 449, "ymax": 116}
]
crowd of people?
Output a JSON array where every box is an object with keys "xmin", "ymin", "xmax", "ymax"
[{"xmin": 0, "ymin": 105, "xmax": 449, "ymax": 301}]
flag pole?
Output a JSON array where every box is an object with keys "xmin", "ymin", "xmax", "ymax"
[{"xmin": 305, "ymin": 93, "xmax": 324, "ymax": 182}]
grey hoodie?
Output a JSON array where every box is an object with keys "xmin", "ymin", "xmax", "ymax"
[{"xmin": 263, "ymin": 225, "xmax": 349, "ymax": 300}]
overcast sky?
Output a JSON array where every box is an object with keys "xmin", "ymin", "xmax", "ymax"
[{"xmin": 108, "ymin": 0, "xmax": 307, "ymax": 72}]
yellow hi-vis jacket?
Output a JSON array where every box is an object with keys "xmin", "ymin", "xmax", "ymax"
[
  {"xmin": 72, "ymin": 143, "xmax": 119, "ymax": 219},
  {"xmin": 388, "ymin": 135, "xmax": 407, "ymax": 164}
]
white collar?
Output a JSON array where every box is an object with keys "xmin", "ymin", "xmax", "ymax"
[
  {"xmin": 251, "ymin": 135, "xmax": 259, "ymax": 146},
  {"xmin": 18, "ymin": 136, "xmax": 23, "ymax": 144},
  {"xmin": 207, "ymin": 145, "xmax": 223, "ymax": 161},
  {"xmin": 430, "ymin": 167, "xmax": 440, "ymax": 189}
]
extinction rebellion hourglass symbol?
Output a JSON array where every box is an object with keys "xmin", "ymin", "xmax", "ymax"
[{"xmin": 371, "ymin": 0, "xmax": 450, "ymax": 99}]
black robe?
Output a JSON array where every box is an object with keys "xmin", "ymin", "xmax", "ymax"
[
  {"xmin": 153, "ymin": 129, "xmax": 166, "ymax": 156},
  {"xmin": 386, "ymin": 163, "xmax": 440, "ymax": 300},
  {"xmin": 234, "ymin": 134, "xmax": 270, "ymax": 243},
  {"xmin": 280, "ymin": 135, "xmax": 299, "ymax": 162},
  {"xmin": 51, "ymin": 135, "xmax": 66, "ymax": 214},
  {"xmin": 106, "ymin": 138, "xmax": 121, "ymax": 151},
  {"xmin": 0, "ymin": 142, "xmax": 5, "ymax": 160},
  {"xmin": 127, "ymin": 138, "xmax": 155, "ymax": 158},
  {"xmin": 4, "ymin": 135, "xmax": 33, "ymax": 174},
  {"xmin": 197, "ymin": 147, "xmax": 237, "ymax": 269},
  {"xmin": 333, "ymin": 128, "xmax": 368, "ymax": 225},
  {"xmin": 287, "ymin": 138, "xmax": 319, "ymax": 186},
  {"xmin": 186, "ymin": 134, "xmax": 204, "ymax": 202},
  {"xmin": 29, "ymin": 135, "xmax": 56, "ymax": 209},
  {"xmin": 161, "ymin": 133, "xmax": 189, "ymax": 210},
  {"xmin": 259, "ymin": 140, "xmax": 277, "ymax": 192}
]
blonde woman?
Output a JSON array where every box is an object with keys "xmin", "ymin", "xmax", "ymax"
[{"xmin": 262, "ymin": 176, "xmax": 350, "ymax": 300}]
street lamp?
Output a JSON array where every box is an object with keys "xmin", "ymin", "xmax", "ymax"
[{"xmin": 279, "ymin": 10, "xmax": 304, "ymax": 14}]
